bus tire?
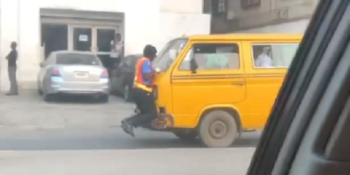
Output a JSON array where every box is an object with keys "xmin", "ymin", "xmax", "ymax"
[{"xmin": 198, "ymin": 110, "xmax": 238, "ymax": 148}]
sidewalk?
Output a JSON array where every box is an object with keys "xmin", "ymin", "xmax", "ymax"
[{"xmin": 0, "ymin": 91, "xmax": 131, "ymax": 130}]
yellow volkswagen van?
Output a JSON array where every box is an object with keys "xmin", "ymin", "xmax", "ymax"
[{"xmin": 146, "ymin": 34, "xmax": 301, "ymax": 147}]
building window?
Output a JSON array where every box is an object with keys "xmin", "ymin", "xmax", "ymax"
[
  {"xmin": 217, "ymin": 0, "xmax": 226, "ymax": 13},
  {"xmin": 251, "ymin": 43, "xmax": 299, "ymax": 68},
  {"xmin": 241, "ymin": 0, "xmax": 261, "ymax": 9},
  {"xmin": 203, "ymin": 0, "xmax": 212, "ymax": 14},
  {"xmin": 203, "ymin": 0, "xmax": 227, "ymax": 16},
  {"xmin": 211, "ymin": 0, "xmax": 227, "ymax": 16},
  {"xmin": 179, "ymin": 43, "xmax": 240, "ymax": 71}
]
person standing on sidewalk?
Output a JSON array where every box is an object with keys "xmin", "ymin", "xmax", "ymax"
[
  {"xmin": 110, "ymin": 33, "xmax": 124, "ymax": 66},
  {"xmin": 6, "ymin": 41, "xmax": 18, "ymax": 95}
]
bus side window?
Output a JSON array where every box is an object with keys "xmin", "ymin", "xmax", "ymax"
[{"xmin": 178, "ymin": 43, "xmax": 240, "ymax": 71}]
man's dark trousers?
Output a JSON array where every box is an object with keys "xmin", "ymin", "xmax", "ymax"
[
  {"xmin": 127, "ymin": 88, "xmax": 157, "ymax": 127},
  {"xmin": 8, "ymin": 66, "xmax": 18, "ymax": 93}
]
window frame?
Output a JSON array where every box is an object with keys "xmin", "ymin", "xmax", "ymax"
[
  {"xmin": 251, "ymin": 43, "xmax": 300, "ymax": 69},
  {"xmin": 178, "ymin": 42, "xmax": 241, "ymax": 72},
  {"xmin": 55, "ymin": 53, "xmax": 101, "ymax": 66},
  {"xmin": 241, "ymin": 0, "xmax": 261, "ymax": 10}
]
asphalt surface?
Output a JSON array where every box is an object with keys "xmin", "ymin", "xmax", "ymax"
[
  {"xmin": 0, "ymin": 148, "xmax": 255, "ymax": 175},
  {"xmin": 0, "ymin": 91, "xmax": 133, "ymax": 129},
  {"xmin": 0, "ymin": 128, "xmax": 260, "ymax": 150},
  {"xmin": 0, "ymin": 91, "xmax": 260, "ymax": 150},
  {"xmin": 0, "ymin": 91, "xmax": 260, "ymax": 175}
]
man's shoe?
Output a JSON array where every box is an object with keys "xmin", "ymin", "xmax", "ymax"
[
  {"xmin": 121, "ymin": 120, "xmax": 135, "ymax": 137},
  {"xmin": 121, "ymin": 120, "xmax": 130, "ymax": 134},
  {"xmin": 127, "ymin": 125, "xmax": 135, "ymax": 137}
]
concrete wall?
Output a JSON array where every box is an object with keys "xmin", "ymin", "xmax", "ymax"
[
  {"xmin": 217, "ymin": 0, "xmax": 318, "ymax": 33},
  {"xmin": 234, "ymin": 19, "xmax": 310, "ymax": 33},
  {"xmin": 160, "ymin": 0, "xmax": 203, "ymax": 13},
  {"xmin": 0, "ymin": 0, "xmax": 210, "ymax": 91},
  {"xmin": 159, "ymin": 13, "xmax": 210, "ymax": 48}
]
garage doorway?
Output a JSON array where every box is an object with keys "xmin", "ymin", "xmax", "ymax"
[
  {"xmin": 69, "ymin": 26, "xmax": 120, "ymax": 68},
  {"xmin": 41, "ymin": 24, "xmax": 68, "ymax": 59},
  {"xmin": 96, "ymin": 28, "xmax": 117, "ymax": 68},
  {"xmin": 40, "ymin": 8, "xmax": 125, "ymax": 67}
]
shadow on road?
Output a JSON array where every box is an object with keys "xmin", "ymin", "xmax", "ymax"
[
  {"xmin": 126, "ymin": 137, "xmax": 260, "ymax": 149},
  {"xmin": 46, "ymin": 95, "xmax": 109, "ymax": 104}
]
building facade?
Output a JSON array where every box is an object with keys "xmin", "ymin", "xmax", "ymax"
[
  {"xmin": 0, "ymin": 0, "xmax": 211, "ymax": 91},
  {"xmin": 209, "ymin": 0, "xmax": 318, "ymax": 33}
]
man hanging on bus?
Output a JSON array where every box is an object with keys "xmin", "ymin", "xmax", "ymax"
[{"xmin": 121, "ymin": 45, "xmax": 157, "ymax": 136}]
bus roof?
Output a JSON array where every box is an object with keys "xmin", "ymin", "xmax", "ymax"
[{"xmin": 182, "ymin": 34, "xmax": 303, "ymax": 41}]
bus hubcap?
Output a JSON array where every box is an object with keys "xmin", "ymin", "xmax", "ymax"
[{"xmin": 209, "ymin": 120, "xmax": 227, "ymax": 139}]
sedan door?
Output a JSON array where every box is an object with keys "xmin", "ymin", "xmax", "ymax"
[
  {"xmin": 113, "ymin": 58, "xmax": 128, "ymax": 93},
  {"xmin": 123, "ymin": 56, "xmax": 139, "ymax": 89},
  {"xmin": 38, "ymin": 54, "xmax": 54, "ymax": 90}
]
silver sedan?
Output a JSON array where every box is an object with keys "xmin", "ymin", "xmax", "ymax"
[{"xmin": 37, "ymin": 51, "xmax": 110, "ymax": 102}]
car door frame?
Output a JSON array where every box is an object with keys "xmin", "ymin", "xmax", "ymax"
[
  {"xmin": 113, "ymin": 56, "xmax": 129, "ymax": 92},
  {"xmin": 242, "ymin": 40, "xmax": 300, "ymax": 129},
  {"xmin": 38, "ymin": 53, "xmax": 54, "ymax": 90},
  {"xmin": 122, "ymin": 55, "xmax": 138, "ymax": 88},
  {"xmin": 248, "ymin": 1, "xmax": 350, "ymax": 175},
  {"xmin": 41, "ymin": 54, "xmax": 57, "ymax": 91}
]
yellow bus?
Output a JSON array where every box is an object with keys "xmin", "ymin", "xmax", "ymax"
[{"xmin": 140, "ymin": 34, "xmax": 301, "ymax": 148}]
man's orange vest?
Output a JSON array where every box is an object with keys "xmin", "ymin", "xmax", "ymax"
[{"xmin": 133, "ymin": 57, "xmax": 153, "ymax": 92}]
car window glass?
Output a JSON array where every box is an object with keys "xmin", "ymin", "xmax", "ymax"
[
  {"xmin": 179, "ymin": 43, "xmax": 240, "ymax": 70},
  {"xmin": 130, "ymin": 56, "xmax": 140, "ymax": 66},
  {"xmin": 56, "ymin": 53, "xmax": 100, "ymax": 65},
  {"xmin": 124, "ymin": 57, "xmax": 132, "ymax": 66},
  {"xmin": 252, "ymin": 43, "xmax": 299, "ymax": 68},
  {"xmin": 118, "ymin": 57, "xmax": 129, "ymax": 68},
  {"xmin": 153, "ymin": 39, "xmax": 188, "ymax": 71}
]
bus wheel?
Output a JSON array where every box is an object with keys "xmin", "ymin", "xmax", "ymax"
[
  {"xmin": 198, "ymin": 110, "xmax": 238, "ymax": 148},
  {"xmin": 173, "ymin": 130, "xmax": 197, "ymax": 141}
]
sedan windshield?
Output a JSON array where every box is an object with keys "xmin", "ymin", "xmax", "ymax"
[
  {"xmin": 56, "ymin": 53, "xmax": 100, "ymax": 66},
  {"xmin": 153, "ymin": 39, "xmax": 188, "ymax": 71}
]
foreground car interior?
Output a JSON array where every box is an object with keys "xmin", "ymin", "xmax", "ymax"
[{"xmin": 248, "ymin": 0, "xmax": 350, "ymax": 174}]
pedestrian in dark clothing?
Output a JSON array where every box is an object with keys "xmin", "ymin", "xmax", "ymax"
[
  {"xmin": 121, "ymin": 45, "xmax": 157, "ymax": 137},
  {"xmin": 6, "ymin": 42, "xmax": 18, "ymax": 95}
]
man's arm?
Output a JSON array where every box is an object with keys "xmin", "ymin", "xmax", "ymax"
[
  {"xmin": 6, "ymin": 51, "xmax": 17, "ymax": 61},
  {"xmin": 110, "ymin": 40, "xmax": 114, "ymax": 50},
  {"xmin": 5, "ymin": 51, "xmax": 12, "ymax": 60},
  {"xmin": 142, "ymin": 60, "xmax": 155, "ymax": 80}
]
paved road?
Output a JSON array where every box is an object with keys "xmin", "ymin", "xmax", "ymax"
[
  {"xmin": 0, "ymin": 128, "xmax": 260, "ymax": 150},
  {"xmin": 0, "ymin": 91, "xmax": 260, "ymax": 175},
  {"xmin": 0, "ymin": 148, "xmax": 255, "ymax": 175}
]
